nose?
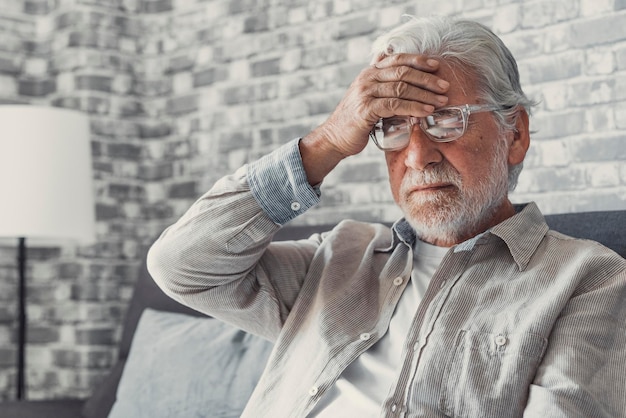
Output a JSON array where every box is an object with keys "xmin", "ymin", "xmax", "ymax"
[{"xmin": 402, "ymin": 124, "xmax": 444, "ymax": 170}]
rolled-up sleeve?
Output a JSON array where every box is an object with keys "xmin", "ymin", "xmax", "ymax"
[{"xmin": 248, "ymin": 137, "xmax": 321, "ymax": 225}]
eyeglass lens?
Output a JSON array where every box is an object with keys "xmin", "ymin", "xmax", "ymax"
[{"xmin": 372, "ymin": 107, "xmax": 466, "ymax": 150}]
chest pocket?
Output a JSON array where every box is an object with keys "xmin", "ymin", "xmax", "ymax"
[{"xmin": 439, "ymin": 330, "xmax": 547, "ymax": 418}]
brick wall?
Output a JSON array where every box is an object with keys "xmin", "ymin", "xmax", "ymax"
[{"xmin": 0, "ymin": 0, "xmax": 624, "ymax": 400}]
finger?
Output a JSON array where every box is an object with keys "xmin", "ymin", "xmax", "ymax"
[
  {"xmin": 375, "ymin": 53, "xmax": 440, "ymax": 73},
  {"xmin": 370, "ymin": 81, "xmax": 449, "ymax": 108},
  {"xmin": 370, "ymin": 97, "xmax": 436, "ymax": 119},
  {"xmin": 369, "ymin": 63, "xmax": 450, "ymax": 94}
]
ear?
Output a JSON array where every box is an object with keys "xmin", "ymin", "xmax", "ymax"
[{"xmin": 507, "ymin": 107, "xmax": 530, "ymax": 166}]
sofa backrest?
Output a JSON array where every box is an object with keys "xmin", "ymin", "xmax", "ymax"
[{"xmin": 543, "ymin": 210, "xmax": 625, "ymax": 257}]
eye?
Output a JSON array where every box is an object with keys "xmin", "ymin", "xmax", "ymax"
[
  {"xmin": 427, "ymin": 110, "xmax": 463, "ymax": 129},
  {"xmin": 382, "ymin": 117, "xmax": 409, "ymax": 134}
]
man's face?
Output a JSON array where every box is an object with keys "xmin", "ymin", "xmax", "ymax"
[{"xmin": 385, "ymin": 63, "xmax": 517, "ymax": 247}]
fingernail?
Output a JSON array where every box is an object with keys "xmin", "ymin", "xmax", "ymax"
[
  {"xmin": 424, "ymin": 105, "xmax": 435, "ymax": 113},
  {"xmin": 437, "ymin": 80, "xmax": 450, "ymax": 89},
  {"xmin": 437, "ymin": 95, "xmax": 448, "ymax": 104},
  {"xmin": 427, "ymin": 59, "xmax": 439, "ymax": 67}
]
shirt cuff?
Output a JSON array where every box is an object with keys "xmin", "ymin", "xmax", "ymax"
[{"xmin": 247, "ymin": 138, "xmax": 321, "ymax": 225}]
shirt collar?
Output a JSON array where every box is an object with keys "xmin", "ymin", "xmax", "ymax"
[
  {"xmin": 488, "ymin": 202, "xmax": 549, "ymax": 271},
  {"xmin": 374, "ymin": 218, "xmax": 415, "ymax": 253},
  {"xmin": 380, "ymin": 202, "xmax": 549, "ymax": 271}
]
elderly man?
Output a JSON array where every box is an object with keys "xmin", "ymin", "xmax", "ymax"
[{"xmin": 147, "ymin": 16, "xmax": 626, "ymax": 417}]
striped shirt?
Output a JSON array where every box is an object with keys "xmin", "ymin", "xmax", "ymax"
[{"xmin": 147, "ymin": 138, "xmax": 626, "ymax": 418}]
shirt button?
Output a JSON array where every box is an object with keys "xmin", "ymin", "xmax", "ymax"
[
  {"xmin": 308, "ymin": 386, "xmax": 319, "ymax": 396},
  {"xmin": 290, "ymin": 201, "xmax": 301, "ymax": 211},
  {"xmin": 495, "ymin": 335, "xmax": 507, "ymax": 346},
  {"xmin": 359, "ymin": 332, "xmax": 371, "ymax": 341},
  {"xmin": 393, "ymin": 277, "xmax": 403, "ymax": 286}
]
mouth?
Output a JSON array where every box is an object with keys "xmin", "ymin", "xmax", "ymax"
[{"xmin": 410, "ymin": 183, "xmax": 455, "ymax": 193}]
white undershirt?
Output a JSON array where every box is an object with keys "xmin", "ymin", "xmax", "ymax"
[{"xmin": 310, "ymin": 240, "xmax": 449, "ymax": 417}]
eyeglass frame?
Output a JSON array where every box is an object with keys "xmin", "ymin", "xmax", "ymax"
[{"xmin": 369, "ymin": 103, "xmax": 506, "ymax": 151}]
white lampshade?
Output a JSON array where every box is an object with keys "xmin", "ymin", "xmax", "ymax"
[{"xmin": 0, "ymin": 105, "xmax": 96, "ymax": 243}]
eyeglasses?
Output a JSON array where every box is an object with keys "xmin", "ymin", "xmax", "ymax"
[{"xmin": 369, "ymin": 104, "xmax": 504, "ymax": 151}]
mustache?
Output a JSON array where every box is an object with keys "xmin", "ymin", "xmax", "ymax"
[{"xmin": 400, "ymin": 163, "xmax": 462, "ymax": 193}]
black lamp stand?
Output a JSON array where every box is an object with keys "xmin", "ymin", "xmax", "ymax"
[{"xmin": 16, "ymin": 237, "xmax": 26, "ymax": 400}]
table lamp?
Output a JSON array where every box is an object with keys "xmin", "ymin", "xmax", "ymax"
[{"xmin": 0, "ymin": 105, "xmax": 96, "ymax": 400}]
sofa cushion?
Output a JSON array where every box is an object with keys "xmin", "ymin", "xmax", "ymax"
[
  {"xmin": 82, "ymin": 257, "xmax": 208, "ymax": 418},
  {"xmin": 108, "ymin": 309, "xmax": 273, "ymax": 418},
  {"xmin": 0, "ymin": 399, "xmax": 84, "ymax": 418}
]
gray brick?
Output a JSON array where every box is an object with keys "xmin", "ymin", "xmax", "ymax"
[
  {"xmin": 27, "ymin": 247, "xmax": 62, "ymax": 261},
  {"xmin": 219, "ymin": 130, "xmax": 253, "ymax": 151},
  {"xmin": 193, "ymin": 67, "xmax": 227, "ymax": 87},
  {"xmin": 23, "ymin": 0, "xmax": 54, "ymax": 15},
  {"xmin": 306, "ymin": 94, "xmax": 342, "ymax": 116},
  {"xmin": 169, "ymin": 181, "xmax": 197, "ymax": 198},
  {"xmin": 567, "ymin": 79, "xmax": 616, "ymax": 106},
  {"xmin": 106, "ymin": 143, "xmax": 142, "ymax": 160},
  {"xmin": 617, "ymin": 45, "xmax": 626, "ymax": 70},
  {"xmin": 140, "ymin": 162, "xmax": 174, "ymax": 181},
  {"xmin": 302, "ymin": 45, "xmax": 347, "ymax": 69},
  {"xmin": 244, "ymin": 12, "xmax": 269, "ymax": 33},
  {"xmin": 108, "ymin": 183, "xmax": 146, "ymax": 200},
  {"xmin": 278, "ymin": 123, "xmax": 310, "ymax": 141},
  {"xmin": 142, "ymin": 0, "xmax": 172, "ymax": 13},
  {"xmin": 116, "ymin": 99, "xmax": 144, "ymax": 117},
  {"xmin": 223, "ymin": 81, "xmax": 279, "ymax": 105},
  {"xmin": 522, "ymin": 167, "xmax": 587, "ymax": 193},
  {"xmin": 95, "ymin": 203, "xmax": 121, "ymax": 221},
  {"xmin": 52, "ymin": 350, "xmax": 80, "ymax": 368},
  {"xmin": 570, "ymin": 14, "xmax": 626, "ymax": 47},
  {"xmin": 28, "ymin": 326, "xmax": 60, "ymax": 344},
  {"xmin": 142, "ymin": 202, "xmax": 175, "ymax": 220},
  {"xmin": 18, "ymin": 78, "xmax": 55, "ymax": 96},
  {"xmin": 68, "ymin": 31, "xmax": 118, "ymax": 49},
  {"xmin": 524, "ymin": 51, "xmax": 583, "ymax": 84},
  {"xmin": 58, "ymin": 263, "xmax": 83, "ymax": 280},
  {"xmin": 86, "ymin": 349, "xmax": 114, "ymax": 369},
  {"xmin": 134, "ymin": 79, "xmax": 172, "ymax": 96},
  {"xmin": 0, "ymin": 56, "xmax": 21, "ymax": 75},
  {"xmin": 533, "ymin": 110, "xmax": 586, "ymax": 140},
  {"xmin": 166, "ymin": 94, "xmax": 198, "ymax": 115},
  {"xmin": 71, "ymin": 283, "xmax": 119, "ymax": 301},
  {"xmin": 521, "ymin": 0, "xmax": 578, "ymax": 29},
  {"xmin": 575, "ymin": 190, "xmax": 626, "ymax": 211},
  {"xmin": 75, "ymin": 328, "xmax": 115, "ymax": 345},
  {"xmin": 21, "ymin": 39, "xmax": 51, "ymax": 54},
  {"xmin": 75, "ymin": 75, "xmax": 112, "ymax": 92},
  {"xmin": 251, "ymin": 58, "xmax": 281, "ymax": 77},
  {"xmin": 0, "ymin": 348, "xmax": 16, "ymax": 367},
  {"xmin": 55, "ymin": 11, "xmax": 78, "ymax": 29},
  {"xmin": 336, "ymin": 15, "xmax": 376, "ymax": 39},
  {"xmin": 570, "ymin": 134, "xmax": 626, "ymax": 162},
  {"xmin": 336, "ymin": 161, "xmax": 387, "ymax": 183},
  {"xmin": 165, "ymin": 54, "xmax": 195, "ymax": 74}
]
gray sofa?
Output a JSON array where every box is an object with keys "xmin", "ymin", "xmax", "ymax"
[{"xmin": 1, "ymin": 210, "xmax": 624, "ymax": 418}]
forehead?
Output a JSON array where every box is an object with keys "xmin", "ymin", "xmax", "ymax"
[{"xmin": 437, "ymin": 60, "xmax": 482, "ymax": 105}]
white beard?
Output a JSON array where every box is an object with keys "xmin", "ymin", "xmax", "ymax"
[{"xmin": 398, "ymin": 141, "xmax": 510, "ymax": 245}]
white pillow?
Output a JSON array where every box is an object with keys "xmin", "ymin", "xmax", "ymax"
[{"xmin": 109, "ymin": 309, "xmax": 273, "ymax": 418}]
